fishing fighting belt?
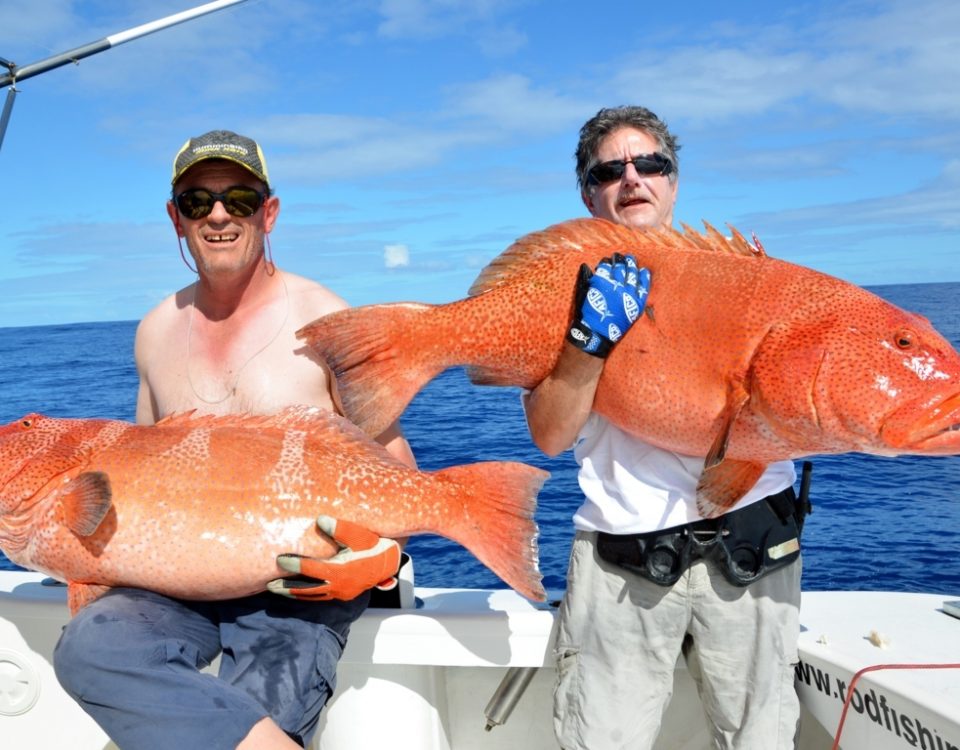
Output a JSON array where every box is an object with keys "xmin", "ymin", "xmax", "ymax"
[{"xmin": 596, "ymin": 462, "xmax": 813, "ymax": 587}]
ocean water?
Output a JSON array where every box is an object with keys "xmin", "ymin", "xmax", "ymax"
[{"xmin": 1, "ymin": 282, "xmax": 958, "ymax": 595}]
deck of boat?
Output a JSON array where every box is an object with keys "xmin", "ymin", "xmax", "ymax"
[{"xmin": 1, "ymin": 571, "xmax": 957, "ymax": 749}]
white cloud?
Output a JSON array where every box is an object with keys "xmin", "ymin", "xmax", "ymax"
[
  {"xmin": 384, "ymin": 243, "xmax": 411, "ymax": 268},
  {"xmin": 611, "ymin": 0, "xmax": 960, "ymax": 124},
  {"xmin": 444, "ymin": 73, "xmax": 585, "ymax": 133},
  {"xmin": 376, "ymin": 0, "xmax": 525, "ymax": 42}
]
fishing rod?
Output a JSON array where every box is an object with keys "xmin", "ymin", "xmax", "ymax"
[{"xmin": 0, "ymin": 0, "xmax": 251, "ymax": 152}]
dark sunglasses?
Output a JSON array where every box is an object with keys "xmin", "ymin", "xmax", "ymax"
[
  {"xmin": 586, "ymin": 153, "xmax": 674, "ymax": 186},
  {"xmin": 174, "ymin": 186, "xmax": 266, "ymax": 220}
]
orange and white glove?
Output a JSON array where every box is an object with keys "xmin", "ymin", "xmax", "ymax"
[{"xmin": 268, "ymin": 516, "xmax": 401, "ymax": 602}]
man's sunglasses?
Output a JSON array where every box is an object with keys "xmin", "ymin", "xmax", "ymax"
[
  {"xmin": 174, "ymin": 186, "xmax": 266, "ymax": 220},
  {"xmin": 586, "ymin": 153, "xmax": 674, "ymax": 186}
]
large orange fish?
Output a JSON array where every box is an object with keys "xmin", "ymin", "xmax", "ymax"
[
  {"xmin": 298, "ymin": 218, "xmax": 960, "ymax": 517},
  {"xmin": 0, "ymin": 406, "xmax": 547, "ymax": 611}
]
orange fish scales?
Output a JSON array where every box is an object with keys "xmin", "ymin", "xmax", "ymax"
[
  {"xmin": 264, "ymin": 429, "xmax": 311, "ymax": 491},
  {"xmin": 297, "ymin": 217, "xmax": 960, "ymax": 517},
  {"xmin": 0, "ymin": 407, "xmax": 547, "ymax": 609}
]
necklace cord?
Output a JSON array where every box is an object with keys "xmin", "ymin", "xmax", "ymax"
[{"xmin": 185, "ymin": 273, "xmax": 290, "ymax": 405}]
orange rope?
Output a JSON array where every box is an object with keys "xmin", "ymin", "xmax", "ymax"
[{"xmin": 831, "ymin": 663, "xmax": 960, "ymax": 750}]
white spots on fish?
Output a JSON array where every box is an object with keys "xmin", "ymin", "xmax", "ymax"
[
  {"xmin": 336, "ymin": 463, "xmax": 391, "ymax": 498},
  {"xmin": 905, "ymin": 355, "xmax": 951, "ymax": 382},
  {"xmin": 873, "ymin": 375, "xmax": 899, "ymax": 398},
  {"xmin": 240, "ymin": 513, "xmax": 309, "ymax": 548},
  {"xmin": 199, "ymin": 530, "xmax": 237, "ymax": 548},
  {"xmin": 79, "ymin": 420, "xmax": 128, "ymax": 452},
  {"xmin": 264, "ymin": 429, "xmax": 311, "ymax": 496},
  {"xmin": 161, "ymin": 426, "xmax": 212, "ymax": 465}
]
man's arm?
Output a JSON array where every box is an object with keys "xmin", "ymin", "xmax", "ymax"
[
  {"xmin": 524, "ymin": 344, "xmax": 604, "ymax": 456},
  {"xmin": 268, "ymin": 293, "xmax": 418, "ymax": 601},
  {"xmin": 526, "ymin": 254, "xmax": 651, "ymax": 456},
  {"xmin": 375, "ymin": 420, "xmax": 417, "ymax": 470},
  {"xmin": 374, "ymin": 419, "xmax": 415, "ymax": 547},
  {"xmin": 133, "ymin": 318, "xmax": 160, "ymax": 426}
]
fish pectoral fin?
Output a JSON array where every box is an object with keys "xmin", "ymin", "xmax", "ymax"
[
  {"xmin": 696, "ymin": 459, "xmax": 766, "ymax": 518},
  {"xmin": 697, "ymin": 377, "xmax": 766, "ymax": 518},
  {"xmin": 704, "ymin": 378, "xmax": 751, "ymax": 469},
  {"xmin": 67, "ymin": 582, "xmax": 111, "ymax": 616},
  {"xmin": 62, "ymin": 471, "xmax": 112, "ymax": 537}
]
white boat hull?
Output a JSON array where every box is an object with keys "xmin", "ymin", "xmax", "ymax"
[
  {"xmin": 795, "ymin": 591, "xmax": 960, "ymax": 750},
  {"xmin": 1, "ymin": 571, "xmax": 956, "ymax": 749}
]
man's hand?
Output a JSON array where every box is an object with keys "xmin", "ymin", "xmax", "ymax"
[
  {"xmin": 267, "ymin": 516, "xmax": 401, "ymax": 602},
  {"xmin": 566, "ymin": 253, "xmax": 650, "ymax": 358}
]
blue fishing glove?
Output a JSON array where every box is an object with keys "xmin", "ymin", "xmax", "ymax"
[{"xmin": 566, "ymin": 253, "xmax": 651, "ymax": 358}]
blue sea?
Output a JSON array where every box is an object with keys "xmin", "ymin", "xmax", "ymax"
[{"xmin": 1, "ymin": 281, "xmax": 959, "ymax": 595}]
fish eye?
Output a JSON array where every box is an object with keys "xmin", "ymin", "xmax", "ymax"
[
  {"xmin": 894, "ymin": 329, "xmax": 915, "ymax": 349},
  {"xmin": 20, "ymin": 418, "xmax": 33, "ymax": 428}
]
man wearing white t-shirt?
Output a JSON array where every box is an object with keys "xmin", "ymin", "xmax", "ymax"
[{"xmin": 526, "ymin": 106, "xmax": 805, "ymax": 749}]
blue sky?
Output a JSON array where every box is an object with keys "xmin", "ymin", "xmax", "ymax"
[{"xmin": 0, "ymin": 0, "xmax": 957, "ymax": 328}]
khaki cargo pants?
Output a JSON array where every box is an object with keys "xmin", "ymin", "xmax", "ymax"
[{"xmin": 553, "ymin": 531, "xmax": 801, "ymax": 750}]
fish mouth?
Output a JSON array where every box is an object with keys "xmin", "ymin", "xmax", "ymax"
[{"xmin": 881, "ymin": 389, "xmax": 960, "ymax": 454}]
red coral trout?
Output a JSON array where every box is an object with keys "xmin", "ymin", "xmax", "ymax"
[
  {"xmin": 0, "ymin": 407, "xmax": 547, "ymax": 611},
  {"xmin": 297, "ymin": 218, "xmax": 960, "ymax": 517}
]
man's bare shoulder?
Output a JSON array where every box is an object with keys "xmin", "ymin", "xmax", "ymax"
[
  {"xmin": 135, "ymin": 286, "xmax": 194, "ymax": 349},
  {"xmin": 281, "ymin": 271, "xmax": 349, "ymax": 326}
]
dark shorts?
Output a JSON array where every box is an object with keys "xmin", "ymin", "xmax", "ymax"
[{"xmin": 53, "ymin": 587, "xmax": 368, "ymax": 749}]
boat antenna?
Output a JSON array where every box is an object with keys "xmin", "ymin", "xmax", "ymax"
[{"xmin": 0, "ymin": 0, "xmax": 251, "ymax": 153}]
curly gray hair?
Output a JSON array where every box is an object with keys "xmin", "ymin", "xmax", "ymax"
[{"xmin": 575, "ymin": 106, "xmax": 680, "ymax": 194}]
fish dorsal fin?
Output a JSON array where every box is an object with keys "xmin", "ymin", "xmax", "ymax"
[
  {"xmin": 468, "ymin": 218, "xmax": 640, "ymax": 296},
  {"xmin": 154, "ymin": 410, "xmax": 198, "ymax": 427},
  {"xmin": 678, "ymin": 222, "xmax": 766, "ymax": 258},
  {"xmin": 61, "ymin": 471, "xmax": 112, "ymax": 537},
  {"xmin": 153, "ymin": 409, "xmax": 315, "ymax": 432},
  {"xmin": 468, "ymin": 218, "xmax": 765, "ymax": 297}
]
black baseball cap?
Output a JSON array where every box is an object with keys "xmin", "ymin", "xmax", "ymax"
[{"xmin": 171, "ymin": 130, "xmax": 270, "ymax": 188}]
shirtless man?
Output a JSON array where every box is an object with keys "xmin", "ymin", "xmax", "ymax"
[{"xmin": 54, "ymin": 130, "xmax": 415, "ymax": 750}]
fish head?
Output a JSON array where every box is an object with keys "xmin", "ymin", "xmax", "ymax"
[
  {"xmin": 871, "ymin": 315, "xmax": 960, "ymax": 455},
  {"xmin": 0, "ymin": 413, "xmax": 89, "ymax": 513},
  {"xmin": 751, "ymin": 290, "xmax": 960, "ymax": 457}
]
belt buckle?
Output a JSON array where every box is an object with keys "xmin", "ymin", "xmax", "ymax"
[{"xmin": 689, "ymin": 520, "xmax": 724, "ymax": 553}]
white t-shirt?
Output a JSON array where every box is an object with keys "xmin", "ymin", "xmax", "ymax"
[{"xmin": 572, "ymin": 413, "xmax": 797, "ymax": 534}]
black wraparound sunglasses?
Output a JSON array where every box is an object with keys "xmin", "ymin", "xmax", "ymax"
[
  {"xmin": 174, "ymin": 186, "xmax": 267, "ymax": 220},
  {"xmin": 586, "ymin": 153, "xmax": 674, "ymax": 186}
]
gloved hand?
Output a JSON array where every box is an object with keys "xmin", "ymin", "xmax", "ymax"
[
  {"xmin": 267, "ymin": 516, "xmax": 401, "ymax": 601},
  {"xmin": 566, "ymin": 253, "xmax": 650, "ymax": 358}
]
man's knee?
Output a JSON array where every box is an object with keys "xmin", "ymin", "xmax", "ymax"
[
  {"xmin": 54, "ymin": 610, "xmax": 109, "ymax": 697},
  {"xmin": 54, "ymin": 590, "xmax": 209, "ymax": 698}
]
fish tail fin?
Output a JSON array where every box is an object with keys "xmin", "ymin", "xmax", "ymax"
[
  {"xmin": 435, "ymin": 462, "xmax": 548, "ymax": 601},
  {"xmin": 297, "ymin": 303, "xmax": 447, "ymax": 437}
]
